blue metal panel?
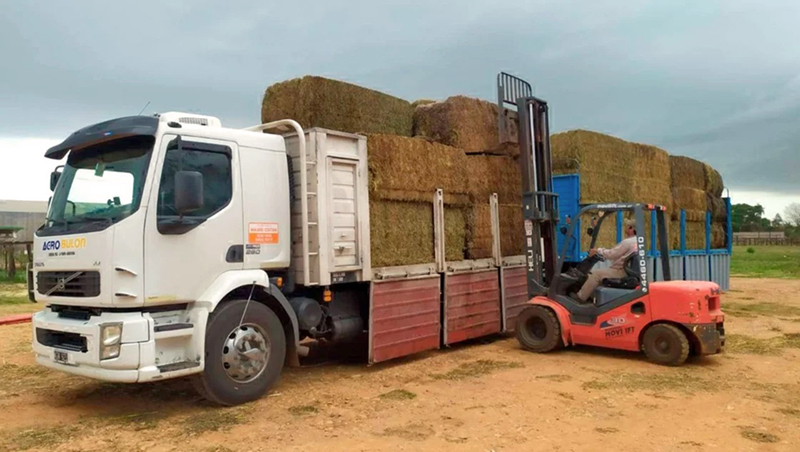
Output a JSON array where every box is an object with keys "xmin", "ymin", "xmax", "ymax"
[
  {"xmin": 680, "ymin": 210, "xmax": 687, "ymax": 253},
  {"xmin": 685, "ymin": 255, "xmax": 710, "ymax": 281},
  {"xmin": 725, "ymin": 197, "xmax": 733, "ymax": 253},
  {"xmin": 616, "ymin": 210, "xmax": 623, "ymax": 243},
  {"xmin": 650, "ymin": 210, "xmax": 657, "ymax": 255},
  {"xmin": 710, "ymin": 254, "xmax": 730, "ymax": 291},
  {"xmin": 655, "ymin": 254, "xmax": 685, "ymax": 281},
  {"xmin": 553, "ymin": 174, "xmax": 581, "ymax": 263}
]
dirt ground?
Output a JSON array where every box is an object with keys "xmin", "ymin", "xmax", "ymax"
[{"xmin": 1, "ymin": 277, "xmax": 799, "ymax": 452}]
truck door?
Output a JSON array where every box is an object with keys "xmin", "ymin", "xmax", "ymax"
[{"xmin": 144, "ymin": 134, "xmax": 243, "ymax": 303}]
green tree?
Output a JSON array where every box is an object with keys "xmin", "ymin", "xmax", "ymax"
[{"xmin": 732, "ymin": 203, "xmax": 766, "ymax": 232}]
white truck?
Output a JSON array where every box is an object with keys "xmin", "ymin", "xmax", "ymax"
[{"xmin": 30, "ymin": 112, "xmax": 528, "ymax": 405}]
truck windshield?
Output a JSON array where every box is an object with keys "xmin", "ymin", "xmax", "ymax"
[{"xmin": 41, "ymin": 135, "xmax": 155, "ymax": 236}]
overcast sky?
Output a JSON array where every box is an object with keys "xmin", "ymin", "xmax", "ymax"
[{"xmin": 1, "ymin": 0, "xmax": 798, "ymax": 217}]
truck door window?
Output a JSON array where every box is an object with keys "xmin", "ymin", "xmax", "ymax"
[{"xmin": 157, "ymin": 140, "xmax": 232, "ymax": 221}]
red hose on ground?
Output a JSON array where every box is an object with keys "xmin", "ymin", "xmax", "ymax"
[{"xmin": 0, "ymin": 314, "xmax": 33, "ymax": 326}]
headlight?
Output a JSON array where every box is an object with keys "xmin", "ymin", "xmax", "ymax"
[{"xmin": 100, "ymin": 323, "xmax": 123, "ymax": 360}]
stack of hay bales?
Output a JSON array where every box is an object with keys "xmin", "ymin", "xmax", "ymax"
[
  {"xmin": 550, "ymin": 130, "xmax": 673, "ymax": 250},
  {"xmin": 669, "ymin": 156, "xmax": 726, "ymax": 249},
  {"xmin": 261, "ymin": 76, "xmax": 414, "ymax": 136},
  {"xmin": 412, "ymin": 96, "xmax": 524, "ymax": 259},
  {"xmin": 366, "ymin": 134, "xmax": 471, "ymax": 267}
]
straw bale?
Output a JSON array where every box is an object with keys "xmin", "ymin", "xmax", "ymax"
[
  {"xmin": 411, "ymin": 99, "xmax": 437, "ymax": 108},
  {"xmin": 369, "ymin": 200, "xmax": 433, "ymax": 267},
  {"xmin": 465, "ymin": 155, "xmax": 522, "ymax": 204},
  {"xmin": 705, "ymin": 165, "xmax": 724, "ymax": 197},
  {"xmin": 711, "ymin": 222, "xmax": 726, "ymax": 249},
  {"xmin": 669, "ymin": 220, "xmax": 707, "ymax": 250},
  {"xmin": 367, "ymin": 134, "xmax": 470, "ymax": 205},
  {"xmin": 413, "ymin": 96, "xmax": 505, "ymax": 153},
  {"xmin": 672, "ymin": 187, "xmax": 707, "ymax": 212},
  {"xmin": 669, "ymin": 156, "xmax": 706, "ymax": 190},
  {"xmin": 261, "ymin": 76, "xmax": 413, "ymax": 136},
  {"xmin": 465, "ymin": 204, "xmax": 524, "ymax": 259},
  {"xmin": 707, "ymin": 193, "xmax": 727, "ymax": 221},
  {"xmin": 369, "ymin": 199, "xmax": 466, "ymax": 267},
  {"xmin": 551, "ymin": 131, "xmax": 671, "ymax": 207}
]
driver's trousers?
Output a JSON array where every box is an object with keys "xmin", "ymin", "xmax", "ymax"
[{"xmin": 577, "ymin": 267, "xmax": 626, "ymax": 301}]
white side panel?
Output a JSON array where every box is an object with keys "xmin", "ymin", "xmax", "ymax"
[{"xmin": 240, "ymin": 145, "xmax": 291, "ymax": 268}]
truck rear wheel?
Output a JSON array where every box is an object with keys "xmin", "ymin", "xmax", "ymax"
[
  {"xmin": 642, "ymin": 324, "xmax": 689, "ymax": 366},
  {"xmin": 515, "ymin": 306, "xmax": 562, "ymax": 353},
  {"xmin": 193, "ymin": 299, "xmax": 286, "ymax": 406}
]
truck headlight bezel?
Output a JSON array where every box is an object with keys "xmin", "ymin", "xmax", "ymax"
[{"xmin": 99, "ymin": 323, "xmax": 123, "ymax": 360}]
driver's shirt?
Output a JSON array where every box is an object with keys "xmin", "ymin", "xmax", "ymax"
[{"xmin": 597, "ymin": 236, "xmax": 638, "ymax": 270}]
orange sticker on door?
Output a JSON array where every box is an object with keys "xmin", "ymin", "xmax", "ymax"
[{"xmin": 248, "ymin": 222, "xmax": 279, "ymax": 244}]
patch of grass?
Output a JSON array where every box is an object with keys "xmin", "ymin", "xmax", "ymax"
[
  {"xmin": 100, "ymin": 411, "xmax": 165, "ymax": 431},
  {"xmin": 582, "ymin": 371, "xmax": 718, "ymax": 394},
  {"xmin": 595, "ymin": 427, "xmax": 619, "ymax": 434},
  {"xmin": 776, "ymin": 407, "xmax": 800, "ymax": 417},
  {"xmin": 288, "ymin": 403, "xmax": 320, "ymax": 416},
  {"xmin": 725, "ymin": 302, "xmax": 800, "ymax": 318},
  {"xmin": 0, "ymin": 282, "xmax": 28, "ymax": 305},
  {"xmin": 380, "ymin": 423, "xmax": 434, "ymax": 441},
  {"xmin": 536, "ymin": 374, "xmax": 572, "ymax": 382},
  {"xmin": 431, "ymin": 359, "xmax": 523, "ymax": 381},
  {"xmin": 0, "ymin": 363, "xmax": 50, "ymax": 380},
  {"xmin": 3, "ymin": 425, "xmax": 77, "ymax": 451},
  {"xmin": 557, "ymin": 392, "xmax": 575, "ymax": 400},
  {"xmin": 0, "ymin": 271, "xmax": 27, "ymax": 284},
  {"xmin": 731, "ymin": 245, "xmax": 800, "ymax": 279},
  {"xmin": 379, "ymin": 389, "xmax": 417, "ymax": 401},
  {"xmin": 181, "ymin": 409, "xmax": 246, "ymax": 435},
  {"xmin": 740, "ymin": 427, "xmax": 779, "ymax": 443},
  {"xmin": 726, "ymin": 333, "xmax": 800, "ymax": 354}
]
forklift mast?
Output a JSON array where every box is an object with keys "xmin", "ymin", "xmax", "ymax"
[{"xmin": 497, "ymin": 72, "xmax": 559, "ymax": 297}]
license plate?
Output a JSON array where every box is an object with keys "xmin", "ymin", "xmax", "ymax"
[{"xmin": 53, "ymin": 350, "xmax": 70, "ymax": 364}]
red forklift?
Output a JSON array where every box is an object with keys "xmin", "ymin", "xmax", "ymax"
[{"xmin": 499, "ymin": 73, "xmax": 725, "ymax": 365}]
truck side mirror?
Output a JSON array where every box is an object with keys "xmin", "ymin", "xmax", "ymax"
[
  {"xmin": 174, "ymin": 171, "xmax": 204, "ymax": 215},
  {"xmin": 49, "ymin": 171, "xmax": 61, "ymax": 191}
]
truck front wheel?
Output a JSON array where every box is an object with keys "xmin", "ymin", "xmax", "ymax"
[{"xmin": 193, "ymin": 299, "xmax": 286, "ymax": 406}]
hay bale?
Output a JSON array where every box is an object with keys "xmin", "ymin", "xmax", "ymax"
[
  {"xmin": 669, "ymin": 156, "xmax": 706, "ymax": 190},
  {"xmin": 465, "ymin": 155, "xmax": 522, "ymax": 204},
  {"xmin": 672, "ymin": 187, "xmax": 707, "ymax": 212},
  {"xmin": 369, "ymin": 200, "xmax": 433, "ymax": 267},
  {"xmin": 444, "ymin": 207, "xmax": 467, "ymax": 262},
  {"xmin": 413, "ymin": 96, "xmax": 505, "ymax": 153},
  {"xmin": 704, "ymin": 165, "xmax": 724, "ymax": 197},
  {"xmin": 261, "ymin": 76, "xmax": 413, "ymax": 136},
  {"xmin": 706, "ymin": 193, "xmax": 727, "ymax": 221},
  {"xmin": 465, "ymin": 203, "xmax": 524, "ymax": 259},
  {"xmin": 711, "ymin": 222, "xmax": 726, "ymax": 249},
  {"xmin": 669, "ymin": 220, "xmax": 707, "ymax": 250},
  {"xmin": 367, "ymin": 134, "xmax": 470, "ymax": 205},
  {"xmin": 551, "ymin": 131, "xmax": 671, "ymax": 207}
]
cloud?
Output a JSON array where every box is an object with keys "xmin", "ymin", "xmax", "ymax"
[{"xmin": 1, "ymin": 0, "xmax": 799, "ymax": 203}]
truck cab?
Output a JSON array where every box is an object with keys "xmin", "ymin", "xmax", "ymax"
[{"xmin": 32, "ymin": 113, "xmax": 303, "ymax": 403}]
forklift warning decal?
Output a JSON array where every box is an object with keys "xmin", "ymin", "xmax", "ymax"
[{"xmin": 248, "ymin": 222, "xmax": 279, "ymax": 245}]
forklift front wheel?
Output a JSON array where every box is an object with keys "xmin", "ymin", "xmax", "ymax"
[{"xmin": 515, "ymin": 306, "xmax": 563, "ymax": 353}]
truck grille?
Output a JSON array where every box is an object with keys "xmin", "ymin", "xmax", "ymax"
[{"xmin": 37, "ymin": 271, "xmax": 101, "ymax": 298}]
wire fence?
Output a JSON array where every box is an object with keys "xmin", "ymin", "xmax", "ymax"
[{"xmin": 732, "ymin": 237, "xmax": 800, "ymax": 246}]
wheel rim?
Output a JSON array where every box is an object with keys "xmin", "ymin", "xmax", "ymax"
[
  {"xmin": 655, "ymin": 336, "xmax": 671, "ymax": 355},
  {"xmin": 522, "ymin": 316, "xmax": 548, "ymax": 342},
  {"xmin": 221, "ymin": 323, "xmax": 271, "ymax": 383}
]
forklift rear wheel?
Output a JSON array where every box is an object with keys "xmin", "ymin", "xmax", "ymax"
[
  {"xmin": 642, "ymin": 324, "xmax": 689, "ymax": 366},
  {"xmin": 515, "ymin": 306, "xmax": 562, "ymax": 353}
]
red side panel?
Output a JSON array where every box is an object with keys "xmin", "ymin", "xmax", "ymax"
[
  {"xmin": 369, "ymin": 277, "xmax": 441, "ymax": 364},
  {"xmin": 444, "ymin": 270, "xmax": 501, "ymax": 345},
  {"xmin": 501, "ymin": 266, "xmax": 528, "ymax": 332}
]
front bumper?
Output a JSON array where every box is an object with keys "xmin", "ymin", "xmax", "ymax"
[
  {"xmin": 31, "ymin": 307, "xmax": 198, "ymax": 383},
  {"xmin": 683, "ymin": 321, "xmax": 725, "ymax": 355}
]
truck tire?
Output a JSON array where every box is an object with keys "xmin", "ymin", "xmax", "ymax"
[
  {"xmin": 642, "ymin": 324, "xmax": 689, "ymax": 366},
  {"xmin": 193, "ymin": 299, "xmax": 286, "ymax": 406},
  {"xmin": 515, "ymin": 306, "xmax": 562, "ymax": 353}
]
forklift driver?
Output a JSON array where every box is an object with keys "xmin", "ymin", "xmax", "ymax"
[{"xmin": 575, "ymin": 218, "xmax": 638, "ymax": 302}]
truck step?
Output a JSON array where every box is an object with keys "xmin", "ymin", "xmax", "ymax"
[
  {"xmin": 157, "ymin": 361, "xmax": 200, "ymax": 373},
  {"xmin": 154, "ymin": 322, "xmax": 193, "ymax": 333}
]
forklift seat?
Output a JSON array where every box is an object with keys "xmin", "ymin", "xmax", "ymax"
[{"xmin": 602, "ymin": 254, "xmax": 640, "ymax": 290}]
